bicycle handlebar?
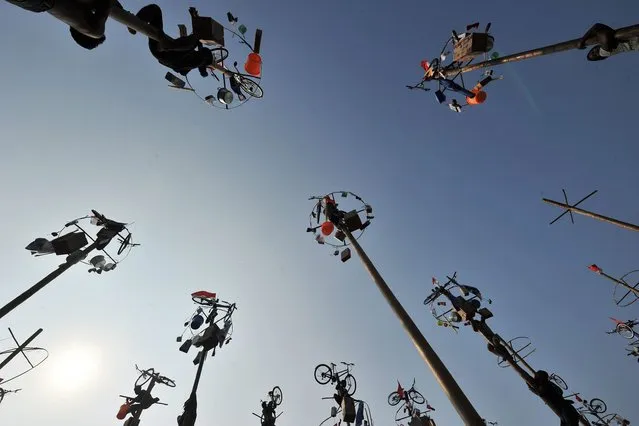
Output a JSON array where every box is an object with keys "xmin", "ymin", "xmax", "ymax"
[{"xmin": 341, "ymin": 362, "xmax": 354, "ymax": 367}]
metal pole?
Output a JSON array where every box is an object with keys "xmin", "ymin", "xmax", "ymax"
[
  {"xmin": 0, "ymin": 242, "xmax": 98, "ymax": 321},
  {"xmin": 597, "ymin": 270, "xmax": 639, "ymax": 298},
  {"xmin": 108, "ymin": 0, "xmax": 179, "ymax": 48},
  {"xmin": 0, "ymin": 328, "xmax": 43, "ymax": 372},
  {"xmin": 131, "ymin": 378, "xmax": 157, "ymax": 423},
  {"xmin": 443, "ymin": 24, "xmax": 639, "ymax": 77},
  {"xmin": 474, "ymin": 323, "xmax": 589, "ymax": 426},
  {"xmin": 542, "ymin": 198, "xmax": 639, "ymax": 232},
  {"xmin": 342, "ymin": 228, "xmax": 484, "ymax": 426}
]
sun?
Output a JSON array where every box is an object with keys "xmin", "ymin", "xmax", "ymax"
[{"xmin": 45, "ymin": 344, "xmax": 102, "ymax": 393}]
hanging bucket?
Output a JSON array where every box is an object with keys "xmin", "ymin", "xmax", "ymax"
[
  {"xmin": 217, "ymin": 88, "xmax": 234, "ymax": 104},
  {"xmin": 244, "ymin": 52, "xmax": 262, "ymax": 77},
  {"xmin": 466, "ymin": 89, "xmax": 487, "ymax": 105},
  {"xmin": 320, "ymin": 221, "xmax": 335, "ymax": 236},
  {"xmin": 117, "ymin": 403, "xmax": 130, "ymax": 419}
]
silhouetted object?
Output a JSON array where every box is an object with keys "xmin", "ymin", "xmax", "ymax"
[
  {"xmin": 441, "ymin": 22, "xmax": 639, "ymax": 77},
  {"xmin": 117, "ymin": 365, "xmax": 174, "ymax": 425},
  {"xmin": 543, "ymin": 190, "xmax": 639, "ymax": 233},
  {"xmin": 226, "ymin": 12, "xmax": 238, "ymax": 24},
  {"xmin": 579, "ymin": 23, "xmax": 639, "ymax": 61},
  {"xmin": 131, "ymin": 4, "xmax": 219, "ymax": 77},
  {"xmin": 5, "ymin": 0, "xmax": 126, "ymax": 49},
  {"xmin": 307, "ymin": 192, "xmax": 482, "ymax": 425}
]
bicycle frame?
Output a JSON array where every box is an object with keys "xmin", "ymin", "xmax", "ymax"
[{"xmin": 329, "ymin": 362, "xmax": 353, "ymax": 383}]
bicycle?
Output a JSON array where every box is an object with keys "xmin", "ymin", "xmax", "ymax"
[
  {"xmin": 116, "ymin": 365, "xmax": 175, "ymax": 423},
  {"xmin": 606, "ymin": 318, "xmax": 638, "ymax": 340},
  {"xmin": 133, "ymin": 364, "xmax": 176, "ymax": 388},
  {"xmin": 566, "ymin": 392, "xmax": 607, "ymax": 423},
  {"xmin": 207, "ymin": 59, "xmax": 264, "ymax": 99},
  {"xmin": 314, "ymin": 362, "xmax": 357, "ymax": 396},
  {"xmin": 388, "ymin": 380, "xmax": 431, "ymax": 426},
  {"xmin": 388, "ymin": 379, "xmax": 426, "ymax": 407},
  {"xmin": 252, "ymin": 386, "xmax": 284, "ymax": 426}
]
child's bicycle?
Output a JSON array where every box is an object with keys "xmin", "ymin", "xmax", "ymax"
[{"xmin": 314, "ymin": 362, "xmax": 357, "ymax": 396}]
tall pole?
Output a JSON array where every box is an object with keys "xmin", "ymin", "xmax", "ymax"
[
  {"xmin": 432, "ymin": 282, "xmax": 588, "ymax": 426},
  {"xmin": 443, "ymin": 24, "xmax": 639, "ymax": 78},
  {"xmin": 0, "ymin": 328, "xmax": 43, "ymax": 372},
  {"xmin": 132, "ymin": 378, "xmax": 157, "ymax": 423},
  {"xmin": 108, "ymin": 1, "xmax": 178, "ymax": 48},
  {"xmin": 589, "ymin": 265, "xmax": 639, "ymax": 298},
  {"xmin": 0, "ymin": 242, "xmax": 98, "ymax": 321},
  {"xmin": 542, "ymin": 198, "xmax": 639, "ymax": 233},
  {"xmin": 343, "ymin": 228, "xmax": 484, "ymax": 426}
]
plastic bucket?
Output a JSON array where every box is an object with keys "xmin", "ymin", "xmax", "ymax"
[{"xmin": 244, "ymin": 52, "xmax": 262, "ymax": 77}]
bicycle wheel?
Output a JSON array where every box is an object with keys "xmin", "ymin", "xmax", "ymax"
[
  {"xmin": 0, "ymin": 388, "xmax": 5, "ymax": 405},
  {"xmin": 135, "ymin": 369, "xmax": 154, "ymax": 387},
  {"xmin": 344, "ymin": 373, "xmax": 357, "ymax": 396},
  {"xmin": 388, "ymin": 391, "xmax": 402, "ymax": 406},
  {"xmin": 408, "ymin": 389, "xmax": 425, "ymax": 405},
  {"xmin": 271, "ymin": 386, "xmax": 283, "ymax": 406},
  {"xmin": 157, "ymin": 375, "xmax": 176, "ymax": 388},
  {"xmin": 589, "ymin": 398, "xmax": 607, "ymax": 414},
  {"xmin": 238, "ymin": 75, "xmax": 264, "ymax": 98},
  {"xmin": 550, "ymin": 374, "xmax": 568, "ymax": 391},
  {"xmin": 208, "ymin": 47, "xmax": 229, "ymax": 64},
  {"xmin": 314, "ymin": 364, "xmax": 332, "ymax": 385},
  {"xmin": 618, "ymin": 324, "xmax": 635, "ymax": 340}
]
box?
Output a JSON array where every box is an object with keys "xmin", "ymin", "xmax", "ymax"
[
  {"xmin": 341, "ymin": 396, "xmax": 356, "ymax": 423},
  {"xmin": 343, "ymin": 210, "xmax": 363, "ymax": 232},
  {"xmin": 192, "ymin": 16, "xmax": 225, "ymax": 47},
  {"xmin": 453, "ymin": 33, "xmax": 494, "ymax": 62},
  {"xmin": 51, "ymin": 231, "xmax": 88, "ymax": 255}
]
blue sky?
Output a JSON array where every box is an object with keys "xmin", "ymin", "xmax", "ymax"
[{"xmin": 0, "ymin": 0, "xmax": 638, "ymax": 425}]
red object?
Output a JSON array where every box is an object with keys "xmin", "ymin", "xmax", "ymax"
[
  {"xmin": 323, "ymin": 196, "xmax": 336, "ymax": 205},
  {"xmin": 432, "ymin": 277, "xmax": 439, "ymax": 286},
  {"xmin": 191, "ymin": 290, "xmax": 217, "ymax": 299},
  {"xmin": 588, "ymin": 264, "xmax": 602, "ymax": 273},
  {"xmin": 116, "ymin": 403, "xmax": 130, "ymax": 420},
  {"xmin": 244, "ymin": 52, "xmax": 262, "ymax": 77},
  {"xmin": 420, "ymin": 60, "xmax": 430, "ymax": 72},
  {"xmin": 396, "ymin": 381, "xmax": 404, "ymax": 399},
  {"xmin": 320, "ymin": 221, "xmax": 335, "ymax": 236},
  {"xmin": 466, "ymin": 89, "xmax": 487, "ymax": 105}
]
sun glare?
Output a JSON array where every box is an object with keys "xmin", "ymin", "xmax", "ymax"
[{"xmin": 46, "ymin": 344, "xmax": 102, "ymax": 393}]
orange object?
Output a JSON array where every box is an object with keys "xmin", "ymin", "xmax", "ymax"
[
  {"xmin": 466, "ymin": 89, "xmax": 487, "ymax": 105},
  {"xmin": 320, "ymin": 221, "xmax": 335, "ymax": 236},
  {"xmin": 244, "ymin": 52, "xmax": 262, "ymax": 77},
  {"xmin": 116, "ymin": 403, "xmax": 130, "ymax": 420}
]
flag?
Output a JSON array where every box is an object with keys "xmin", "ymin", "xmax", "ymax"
[
  {"xmin": 466, "ymin": 22, "xmax": 480, "ymax": 31},
  {"xmin": 588, "ymin": 264, "xmax": 602, "ymax": 273},
  {"xmin": 397, "ymin": 381, "xmax": 405, "ymax": 399},
  {"xmin": 459, "ymin": 284, "xmax": 482, "ymax": 300}
]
